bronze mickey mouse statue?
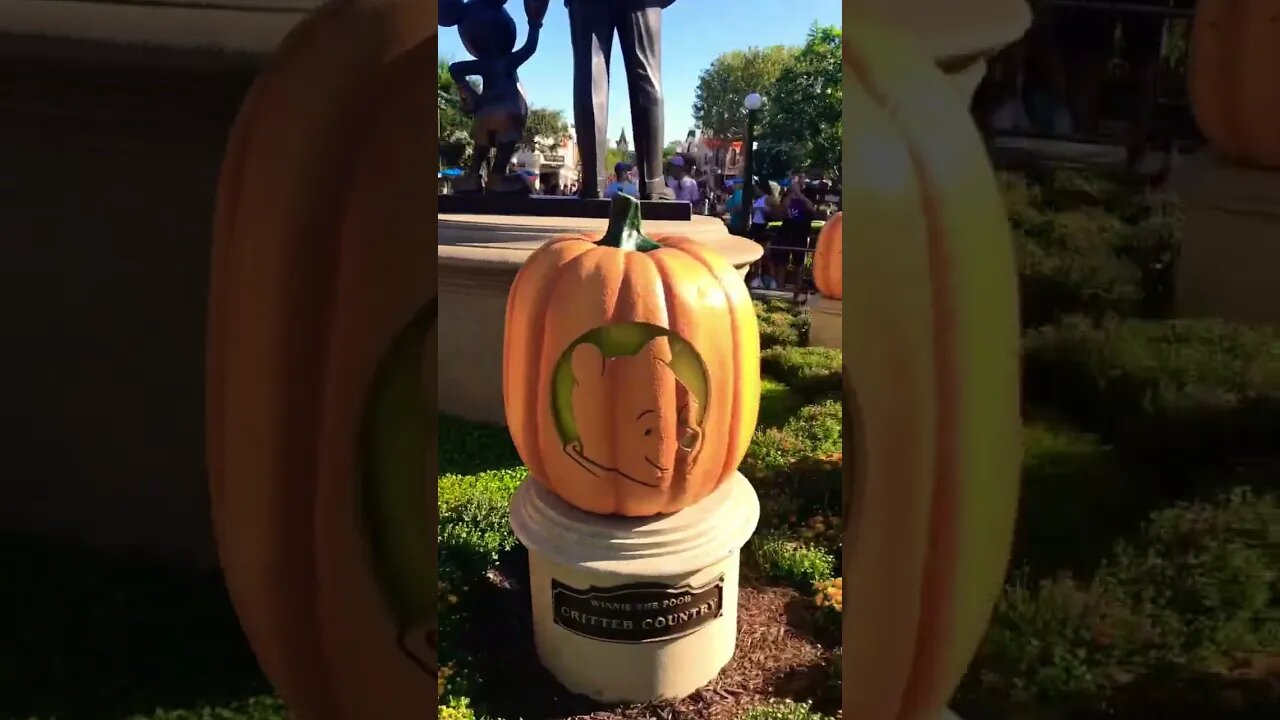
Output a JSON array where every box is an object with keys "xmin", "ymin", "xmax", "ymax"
[{"xmin": 440, "ymin": 0, "xmax": 550, "ymax": 194}]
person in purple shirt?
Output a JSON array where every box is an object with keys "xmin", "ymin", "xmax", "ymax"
[{"xmin": 666, "ymin": 155, "xmax": 700, "ymax": 203}]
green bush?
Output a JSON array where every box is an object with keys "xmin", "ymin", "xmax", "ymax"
[
  {"xmin": 742, "ymin": 401, "xmax": 842, "ymax": 480},
  {"xmin": 439, "ymin": 468, "xmax": 525, "ymax": 584},
  {"xmin": 1095, "ymin": 489, "xmax": 1280, "ymax": 666},
  {"xmin": 1023, "ymin": 316, "xmax": 1280, "ymax": 476},
  {"xmin": 1001, "ymin": 167, "xmax": 1180, "ymax": 327},
  {"xmin": 439, "ymin": 414, "xmax": 523, "ymax": 476},
  {"xmin": 756, "ymin": 300, "xmax": 810, "ymax": 349},
  {"xmin": 1112, "ymin": 206, "xmax": 1182, "ymax": 318},
  {"xmin": 126, "ymin": 697, "xmax": 287, "ymax": 720},
  {"xmin": 761, "ymin": 346, "xmax": 842, "ymax": 398},
  {"xmin": 743, "ymin": 401, "xmax": 843, "ymax": 527},
  {"xmin": 759, "ymin": 377, "xmax": 805, "ymax": 428},
  {"xmin": 752, "ymin": 536, "xmax": 836, "ymax": 589},
  {"xmin": 1016, "ymin": 235, "xmax": 1143, "ymax": 328},
  {"xmin": 1017, "ymin": 423, "xmax": 1159, "ymax": 578},
  {"xmin": 738, "ymin": 700, "xmax": 833, "ymax": 720},
  {"xmin": 958, "ymin": 573, "xmax": 1154, "ymax": 717},
  {"xmin": 958, "ymin": 489, "xmax": 1280, "ymax": 719}
]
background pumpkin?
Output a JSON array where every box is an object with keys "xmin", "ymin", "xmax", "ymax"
[
  {"xmin": 813, "ymin": 211, "xmax": 843, "ymax": 300},
  {"xmin": 206, "ymin": 1, "xmax": 438, "ymax": 718},
  {"xmin": 1188, "ymin": 0, "xmax": 1280, "ymax": 169},
  {"xmin": 504, "ymin": 196, "xmax": 761, "ymax": 517},
  {"xmin": 839, "ymin": 10, "xmax": 1021, "ymax": 720}
]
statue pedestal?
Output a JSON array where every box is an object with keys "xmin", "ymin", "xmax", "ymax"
[
  {"xmin": 809, "ymin": 295, "xmax": 842, "ymax": 349},
  {"xmin": 438, "ymin": 215, "xmax": 762, "ymax": 424},
  {"xmin": 509, "ymin": 472, "xmax": 760, "ymax": 704},
  {"xmin": 1174, "ymin": 152, "xmax": 1280, "ymax": 326}
]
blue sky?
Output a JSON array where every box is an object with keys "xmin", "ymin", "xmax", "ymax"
[{"xmin": 439, "ymin": 0, "xmax": 841, "ymax": 146}]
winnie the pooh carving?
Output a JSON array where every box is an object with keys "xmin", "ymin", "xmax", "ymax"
[{"xmin": 563, "ymin": 337, "xmax": 704, "ymax": 490}]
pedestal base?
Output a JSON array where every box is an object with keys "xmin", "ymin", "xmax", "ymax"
[
  {"xmin": 1174, "ymin": 153, "xmax": 1280, "ymax": 327},
  {"xmin": 438, "ymin": 215, "xmax": 762, "ymax": 423},
  {"xmin": 809, "ymin": 294, "xmax": 843, "ymax": 349},
  {"xmin": 509, "ymin": 472, "xmax": 760, "ymax": 704}
]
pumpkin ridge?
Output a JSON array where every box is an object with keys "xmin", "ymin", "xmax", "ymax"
[
  {"xmin": 646, "ymin": 249, "xmax": 704, "ymax": 513},
  {"xmin": 651, "ymin": 236, "xmax": 755, "ymax": 490},
  {"xmin": 510, "ymin": 239, "xmax": 594, "ymax": 488},
  {"xmin": 211, "ymin": 5, "xmax": 406, "ymax": 715},
  {"xmin": 851, "ymin": 20, "xmax": 1020, "ymax": 717},
  {"xmin": 213, "ymin": 38, "xmax": 353, "ymax": 720},
  {"xmin": 842, "ymin": 13, "xmax": 1020, "ymax": 718},
  {"xmin": 650, "ymin": 238, "xmax": 742, "ymax": 497},
  {"xmin": 839, "ymin": 68, "xmax": 942, "ymax": 717}
]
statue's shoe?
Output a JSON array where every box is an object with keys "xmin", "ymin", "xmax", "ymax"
[{"xmin": 643, "ymin": 187, "xmax": 676, "ymax": 201}]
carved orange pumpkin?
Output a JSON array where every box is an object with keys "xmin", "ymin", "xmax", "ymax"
[
  {"xmin": 206, "ymin": 2, "xmax": 437, "ymax": 719},
  {"xmin": 841, "ymin": 12, "xmax": 1021, "ymax": 720},
  {"xmin": 1188, "ymin": 0, "xmax": 1280, "ymax": 168},
  {"xmin": 813, "ymin": 212, "xmax": 843, "ymax": 299},
  {"xmin": 504, "ymin": 195, "xmax": 761, "ymax": 517}
]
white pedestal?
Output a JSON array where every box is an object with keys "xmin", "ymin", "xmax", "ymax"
[
  {"xmin": 509, "ymin": 471, "xmax": 760, "ymax": 704},
  {"xmin": 1173, "ymin": 152, "xmax": 1280, "ymax": 327},
  {"xmin": 809, "ymin": 294, "xmax": 843, "ymax": 349}
]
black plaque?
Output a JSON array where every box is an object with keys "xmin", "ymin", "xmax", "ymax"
[
  {"xmin": 438, "ymin": 194, "xmax": 693, "ymax": 221},
  {"xmin": 551, "ymin": 575, "xmax": 725, "ymax": 644}
]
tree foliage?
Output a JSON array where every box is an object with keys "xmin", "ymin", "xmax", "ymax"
[
  {"xmin": 692, "ymin": 45, "xmax": 795, "ymax": 140},
  {"xmin": 759, "ymin": 24, "xmax": 842, "ymax": 181},
  {"xmin": 439, "ymin": 57, "xmax": 472, "ymax": 166},
  {"xmin": 522, "ymin": 108, "xmax": 570, "ymax": 152}
]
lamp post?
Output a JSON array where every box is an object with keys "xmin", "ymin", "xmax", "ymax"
[{"xmin": 737, "ymin": 92, "xmax": 763, "ymax": 233}]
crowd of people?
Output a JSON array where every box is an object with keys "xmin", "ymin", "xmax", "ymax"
[
  {"xmin": 601, "ymin": 153, "xmax": 841, "ymax": 300},
  {"xmin": 973, "ymin": 0, "xmax": 1195, "ymax": 171}
]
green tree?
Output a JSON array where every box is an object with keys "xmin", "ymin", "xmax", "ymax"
[
  {"xmin": 605, "ymin": 147, "xmax": 629, "ymax": 174},
  {"xmin": 692, "ymin": 45, "xmax": 795, "ymax": 140},
  {"xmin": 759, "ymin": 24, "xmax": 842, "ymax": 181},
  {"xmin": 522, "ymin": 107, "xmax": 571, "ymax": 152},
  {"xmin": 438, "ymin": 57, "xmax": 472, "ymax": 166}
]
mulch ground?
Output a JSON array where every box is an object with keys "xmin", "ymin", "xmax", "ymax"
[{"xmin": 455, "ymin": 550, "xmax": 839, "ymax": 720}]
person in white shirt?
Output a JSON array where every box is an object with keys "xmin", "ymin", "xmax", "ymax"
[
  {"xmin": 603, "ymin": 162, "xmax": 638, "ymax": 198},
  {"xmin": 666, "ymin": 155, "xmax": 699, "ymax": 203}
]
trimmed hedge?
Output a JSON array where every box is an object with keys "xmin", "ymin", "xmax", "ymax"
[
  {"xmin": 959, "ymin": 489, "xmax": 1280, "ymax": 720},
  {"xmin": 1000, "ymin": 169, "xmax": 1182, "ymax": 328},
  {"xmin": 761, "ymin": 346, "xmax": 842, "ymax": 398},
  {"xmin": 1023, "ymin": 316, "xmax": 1280, "ymax": 478}
]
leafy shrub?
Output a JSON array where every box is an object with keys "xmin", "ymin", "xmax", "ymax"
[
  {"xmin": 743, "ymin": 401, "xmax": 841, "ymax": 477},
  {"xmin": 759, "ymin": 377, "xmax": 805, "ymax": 428},
  {"xmin": 1001, "ymin": 167, "xmax": 1179, "ymax": 326},
  {"xmin": 1112, "ymin": 206, "xmax": 1182, "ymax": 318},
  {"xmin": 761, "ymin": 346, "xmax": 842, "ymax": 398},
  {"xmin": 437, "ymin": 696, "xmax": 477, "ymax": 720},
  {"xmin": 438, "ymin": 468, "xmax": 525, "ymax": 583},
  {"xmin": 1016, "ymin": 235, "xmax": 1143, "ymax": 328},
  {"xmin": 958, "ymin": 573, "xmax": 1155, "ymax": 717},
  {"xmin": 958, "ymin": 489, "xmax": 1280, "ymax": 719},
  {"xmin": 738, "ymin": 699, "xmax": 832, "ymax": 720},
  {"xmin": 752, "ymin": 536, "xmax": 836, "ymax": 589},
  {"xmin": 439, "ymin": 414, "xmax": 523, "ymax": 476},
  {"xmin": 1023, "ymin": 316, "xmax": 1280, "ymax": 476},
  {"xmin": 1017, "ymin": 423, "xmax": 1159, "ymax": 577},
  {"xmin": 756, "ymin": 299, "xmax": 810, "ymax": 349},
  {"xmin": 1095, "ymin": 489, "xmax": 1280, "ymax": 666}
]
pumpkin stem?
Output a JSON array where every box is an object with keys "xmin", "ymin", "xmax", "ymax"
[{"xmin": 598, "ymin": 193, "xmax": 662, "ymax": 252}]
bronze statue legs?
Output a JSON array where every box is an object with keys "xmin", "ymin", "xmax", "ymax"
[{"xmin": 567, "ymin": 2, "xmax": 669, "ymax": 200}]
